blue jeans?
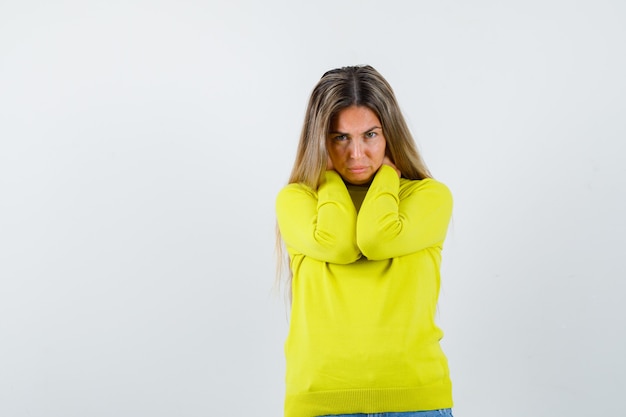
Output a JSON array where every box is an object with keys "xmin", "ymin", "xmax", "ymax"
[{"xmin": 319, "ymin": 409, "xmax": 454, "ymax": 417}]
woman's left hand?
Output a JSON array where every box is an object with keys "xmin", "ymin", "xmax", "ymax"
[{"xmin": 326, "ymin": 154, "xmax": 335, "ymax": 171}]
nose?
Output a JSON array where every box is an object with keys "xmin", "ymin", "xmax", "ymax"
[{"xmin": 348, "ymin": 139, "xmax": 363, "ymax": 159}]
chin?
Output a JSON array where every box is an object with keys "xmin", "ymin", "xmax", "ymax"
[{"xmin": 346, "ymin": 175, "xmax": 374, "ymax": 185}]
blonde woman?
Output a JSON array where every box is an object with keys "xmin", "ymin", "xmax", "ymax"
[{"xmin": 276, "ymin": 65, "xmax": 455, "ymax": 417}]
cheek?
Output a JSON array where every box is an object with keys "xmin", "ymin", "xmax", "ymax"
[
  {"xmin": 327, "ymin": 145, "xmax": 346, "ymax": 165},
  {"xmin": 374, "ymin": 141, "xmax": 387, "ymax": 161}
]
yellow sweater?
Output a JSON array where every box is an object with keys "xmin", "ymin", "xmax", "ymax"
[{"xmin": 276, "ymin": 165, "xmax": 454, "ymax": 417}]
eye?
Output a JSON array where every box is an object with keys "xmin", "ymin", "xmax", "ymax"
[
  {"xmin": 333, "ymin": 134, "xmax": 348, "ymax": 142},
  {"xmin": 365, "ymin": 131, "xmax": 378, "ymax": 139}
]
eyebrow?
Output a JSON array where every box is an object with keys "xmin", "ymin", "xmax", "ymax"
[{"xmin": 328, "ymin": 126, "xmax": 382, "ymax": 135}]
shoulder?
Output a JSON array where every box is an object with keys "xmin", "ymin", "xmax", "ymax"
[
  {"xmin": 276, "ymin": 171, "xmax": 346, "ymax": 200},
  {"xmin": 276, "ymin": 182, "xmax": 316, "ymax": 206},
  {"xmin": 399, "ymin": 177, "xmax": 453, "ymax": 204},
  {"xmin": 399, "ymin": 177, "xmax": 451, "ymax": 193},
  {"xmin": 278, "ymin": 182, "xmax": 314, "ymax": 194}
]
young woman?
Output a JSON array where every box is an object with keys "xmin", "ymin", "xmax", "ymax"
[{"xmin": 275, "ymin": 65, "xmax": 454, "ymax": 417}]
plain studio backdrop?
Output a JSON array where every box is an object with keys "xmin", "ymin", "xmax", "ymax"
[{"xmin": 1, "ymin": 1, "xmax": 624, "ymax": 416}]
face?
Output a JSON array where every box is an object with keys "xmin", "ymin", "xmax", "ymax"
[{"xmin": 327, "ymin": 106, "xmax": 386, "ymax": 185}]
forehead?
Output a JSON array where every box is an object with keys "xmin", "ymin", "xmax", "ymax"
[{"xmin": 331, "ymin": 106, "xmax": 381, "ymax": 131}]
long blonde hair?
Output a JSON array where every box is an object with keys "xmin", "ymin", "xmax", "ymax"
[{"xmin": 275, "ymin": 65, "xmax": 432, "ymax": 295}]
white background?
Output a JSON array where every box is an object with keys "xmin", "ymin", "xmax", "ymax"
[{"xmin": 1, "ymin": 1, "xmax": 625, "ymax": 416}]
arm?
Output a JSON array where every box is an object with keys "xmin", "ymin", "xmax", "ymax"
[
  {"xmin": 356, "ymin": 165, "xmax": 453, "ymax": 260},
  {"xmin": 276, "ymin": 170, "xmax": 361, "ymax": 264}
]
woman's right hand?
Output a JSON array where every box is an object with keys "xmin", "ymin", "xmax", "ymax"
[{"xmin": 382, "ymin": 155, "xmax": 401, "ymax": 178}]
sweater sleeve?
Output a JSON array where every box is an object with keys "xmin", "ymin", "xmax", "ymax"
[
  {"xmin": 276, "ymin": 170, "xmax": 361, "ymax": 264},
  {"xmin": 356, "ymin": 165, "xmax": 453, "ymax": 260}
]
